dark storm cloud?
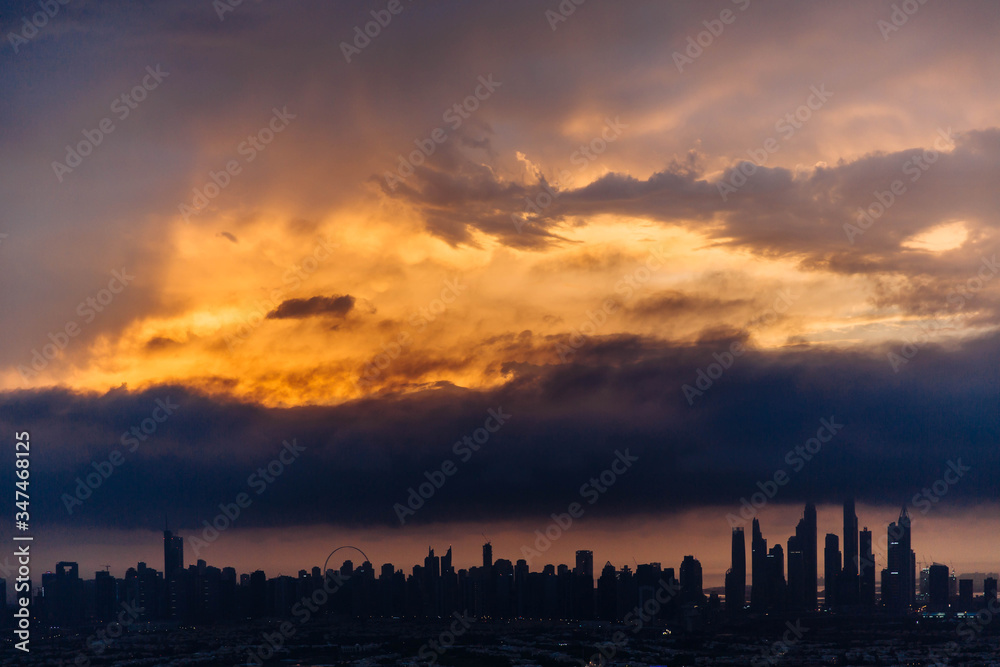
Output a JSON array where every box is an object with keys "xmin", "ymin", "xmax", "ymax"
[
  {"xmin": 267, "ymin": 295, "xmax": 356, "ymax": 320},
  {"xmin": 3, "ymin": 331, "xmax": 997, "ymax": 532}
]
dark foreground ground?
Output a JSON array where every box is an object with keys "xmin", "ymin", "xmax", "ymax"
[{"xmin": 3, "ymin": 613, "xmax": 1000, "ymax": 666}]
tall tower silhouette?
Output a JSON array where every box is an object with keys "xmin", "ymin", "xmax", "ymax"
[
  {"xmin": 480, "ymin": 541, "xmax": 494, "ymax": 617},
  {"xmin": 788, "ymin": 503, "xmax": 817, "ymax": 610},
  {"xmin": 860, "ymin": 527, "xmax": 876, "ymax": 608},
  {"xmin": 750, "ymin": 518, "xmax": 768, "ymax": 611},
  {"xmin": 680, "ymin": 555, "xmax": 704, "ymax": 605},
  {"xmin": 442, "ymin": 546, "xmax": 453, "ymax": 574},
  {"xmin": 163, "ymin": 519, "xmax": 183, "ymax": 576},
  {"xmin": 886, "ymin": 507, "xmax": 913, "ymax": 612},
  {"xmin": 841, "ymin": 499, "xmax": 859, "ymax": 605},
  {"xmin": 575, "ymin": 550, "xmax": 593, "ymax": 579},
  {"xmin": 725, "ymin": 527, "xmax": 746, "ymax": 613},
  {"xmin": 802, "ymin": 502, "xmax": 818, "ymax": 610},
  {"xmin": 574, "ymin": 550, "xmax": 595, "ymax": 619},
  {"xmin": 163, "ymin": 519, "xmax": 185, "ymax": 620},
  {"xmin": 824, "ymin": 533, "xmax": 840, "ymax": 609}
]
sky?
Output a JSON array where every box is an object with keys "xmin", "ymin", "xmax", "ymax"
[{"xmin": 1, "ymin": 0, "xmax": 999, "ymax": 588}]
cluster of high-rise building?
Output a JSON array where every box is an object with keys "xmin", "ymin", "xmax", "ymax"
[
  {"xmin": 5, "ymin": 502, "xmax": 997, "ymax": 629},
  {"xmin": 737, "ymin": 500, "xmax": 875, "ymax": 612},
  {"xmin": 734, "ymin": 501, "xmax": 905, "ymax": 613},
  {"xmin": 727, "ymin": 501, "xmax": 997, "ymax": 615},
  {"xmin": 740, "ymin": 502, "xmax": 819, "ymax": 613}
]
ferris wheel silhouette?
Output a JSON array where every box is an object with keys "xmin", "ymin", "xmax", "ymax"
[{"xmin": 322, "ymin": 545, "xmax": 371, "ymax": 576}]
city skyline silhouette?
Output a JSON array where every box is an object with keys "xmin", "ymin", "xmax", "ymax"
[{"xmin": 10, "ymin": 499, "xmax": 997, "ymax": 627}]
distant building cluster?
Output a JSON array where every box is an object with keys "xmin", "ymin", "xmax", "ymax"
[
  {"xmin": 730, "ymin": 501, "xmax": 997, "ymax": 616},
  {"xmin": 3, "ymin": 502, "xmax": 997, "ymax": 629},
  {"xmin": 7, "ymin": 537, "xmax": 700, "ymax": 627}
]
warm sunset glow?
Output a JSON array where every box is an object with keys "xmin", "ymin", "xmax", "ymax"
[{"xmin": 903, "ymin": 220, "xmax": 969, "ymax": 252}]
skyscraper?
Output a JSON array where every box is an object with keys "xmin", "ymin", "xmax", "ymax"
[
  {"xmin": 886, "ymin": 507, "xmax": 914, "ymax": 613},
  {"xmin": 164, "ymin": 524, "xmax": 183, "ymax": 576},
  {"xmin": 802, "ymin": 502, "xmax": 818, "ymax": 610},
  {"xmin": 788, "ymin": 503, "xmax": 817, "ymax": 611},
  {"xmin": 725, "ymin": 527, "xmax": 746, "ymax": 613},
  {"xmin": 163, "ymin": 523, "xmax": 185, "ymax": 619},
  {"xmin": 766, "ymin": 544, "xmax": 786, "ymax": 611},
  {"xmin": 442, "ymin": 546, "xmax": 452, "ymax": 575},
  {"xmin": 751, "ymin": 518, "xmax": 768, "ymax": 611},
  {"xmin": 824, "ymin": 533, "xmax": 840, "ymax": 609},
  {"xmin": 680, "ymin": 555, "xmax": 704, "ymax": 605},
  {"xmin": 928, "ymin": 563, "xmax": 949, "ymax": 612},
  {"xmin": 575, "ymin": 550, "xmax": 593, "ymax": 579},
  {"xmin": 53, "ymin": 562, "xmax": 82, "ymax": 626},
  {"xmin": 786, "ymin": 535, "xmax": 804, "ymax": 610},
  {"xmin": 841, "ymin": 499, "xmax": 859, "ymax": 605},
  {"xmin": 597, "ymin": 561, "xmax": 618, "ymax": 620},
  {"xmin": 483, "ymin": 542, "xmax": 493, "ymax": 570},
  {"xmin": 959, "ymin": 579, "xmax": 974, "ymax": 611},
  {"xmin": 859, "ymin": 528, "xmax": 876, "ymax": 608},
  {"xmin": 481, "ymin": 542, "xmax": 494, "ymax": 617},
  {"xmin": 424, "ymin": 547, "xmax": 441, "ymax": 615},
  {"xmin": 514, "ymin": 558, "xmax": 528, "ymax": 617},
  {"xmin": 574, "ymin": 550, "xmax": 594, "ymax": 620},
  {"xmin": 425, "ymin": 547, "xmax": 440, "ymax": 578},
  {"xmin": 94, "ymin": 569, "xmax": 115, "ymax": 622}
]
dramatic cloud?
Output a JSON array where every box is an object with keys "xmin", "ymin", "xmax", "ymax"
[{"xmin": 267, "ymin": 294, "xmax": 356, "ymax": 320}]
